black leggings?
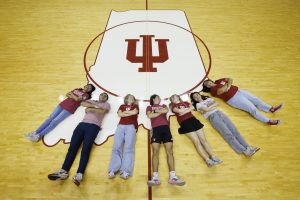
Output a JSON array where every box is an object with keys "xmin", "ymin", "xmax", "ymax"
[{"xmin": 62, "ymin": 122, "xmax": 100, "ymax": 174}]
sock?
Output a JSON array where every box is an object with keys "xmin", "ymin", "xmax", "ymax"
[
  {"xmin": 153, "ymin": 172, "xmax": 159, "ymax": 179},
  {"xmin": 169, "ymin": 171, "xmax": 176, "ymax": 179}
]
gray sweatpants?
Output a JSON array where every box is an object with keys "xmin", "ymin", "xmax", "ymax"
[
  {"xmin": 208, "ymin": 111, "xmax": 249, "ymax": 154},
  {"xmin": 108, "ymin": 124, "xmax": 136, "ymax": 176},
  {"xmin": 227, "ymin": 89, "xmax": 272, "ymax": 123}
]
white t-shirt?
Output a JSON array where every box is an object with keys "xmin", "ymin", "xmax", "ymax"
[{"xmin": 196, "ymin": 98, "xmax": 218, "ymax": 118}]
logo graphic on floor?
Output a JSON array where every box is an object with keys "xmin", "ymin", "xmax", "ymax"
[{"xmin": 43, "ymin": 10, "xmax": 210, "ymax": 146}]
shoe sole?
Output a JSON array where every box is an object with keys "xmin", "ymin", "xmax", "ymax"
[
  {"xmin": 147, "ymin": 182, "xmax": 160, "ymax": 187},
  {"xmin": 108, "ymin": 175, "xmax": 115, "ymax": 179},
  {"xmin": 48, "ymin": 175, "xmax": 68, "ymax": 181},
  {"xmin": 120, "ymin": 176, "xmax": 129, "ymax": 180},
  {"xmin": 271, "ymin": 104, "xmax": 284, "ymax": 113},
  {"xmin": 72, "ymin": 179, "xmax": 80, "ymax": 186},
  {"xmin": 169, "ymin": 181, "xmax": 186, "ymax": 186}
]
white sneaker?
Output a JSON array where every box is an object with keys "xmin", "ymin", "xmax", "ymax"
[
  {"xmin": 243, "ymin": 147, "xmax": 256, "ymax": 157},
  {"xmin": 205, "ymin": 158, "xmax": 215, "ymax": 167},
  {"xmin": 48, "ymin": 169, "xmax": 68, "ymax": 180},
  {"xmin": 147, "ymin": 178, "xmax": 161, "ymax": 186},
  {"xmin": 25, "ymin": 132, "xmax": 40, "ymax": 142},
  {"xmin": 249, "ymin": 146, "xmax": 260, "ymax": 153},
  {"xmin": 72, "ymin": 173, "xmax": 83, "ymax": 186},
  {"xmin": 168, "ymin": 176, "xmax": 186, "ymax": 186},
  {"xmin": 211, "ymin": 156, "xmax": 223, "ymax": 165},
  {"xmin": 108, "ymin": 171, "xmax": 115, "ymax": 179},
  {"xmin": 120, "ymin": 172, "xmax": 129, "ymax": 180}
]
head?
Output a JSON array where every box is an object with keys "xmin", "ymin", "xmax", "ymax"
[
  {"xmin": 169, "ymin": 94, "xmax": 182, "ymax": 104},
  {"xmin": 150, "ymin": 94, "xmax": 161, "ymax": 106},
  {"xmin": 202, "ymin": 80, "xmax": 214, "ymax": 92},
  {"xmin": 83, "ymin": 84, "xmax": 96, "ymax": 94},
  {"xmin": 99, "ymin": 92, "xmax": 109, "ymax": 102},
  {"xmin": 190, "ymin": 92, "xmax": 209, "ymax": 109},
  {"xmin": 190, "ymin": 92, "xmax": 202, "ymax": 104},
  {"xmin": 124, "ymin": 94, "xmax": 136, "ymax": 105}
]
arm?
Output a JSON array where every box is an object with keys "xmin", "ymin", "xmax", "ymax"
[
  {"xmin": 179, "ymin": 105, "xmax": 195, "ymax": 116},
  {"xmin": 155, "ymin": 107, "xmax": 169, "ymax": 114},
  {"xmin": 197, "ymin": 102, "xmax": 219, "ymax": 112},
  {"xmin": 66, "ymin": 92, "xmax": 82, "ymax": 102},
  {"xmin": 173, "ymin": 105, "xmax": 194, "ymax": 115},
  {"xmin": 146, "ymin": 111, "xmax": 161, "ymax": 119},
  {"xmin": 81, "ymin": 101, "xmax": 98, "ymax": 108},
  {"xmin": 118, "ymin": 108, "xmax": 138, "ymax": 117},
  {"xmin": 225, "ymin": 78, "xmax": 233, "ymax": 88},
  {"xmin": 124, "ymin": 108, "xmax": 139, "ymax": 115},
  {"xmin": 85, "ymin": 107, "xmax": 106, "ymax": 114}
]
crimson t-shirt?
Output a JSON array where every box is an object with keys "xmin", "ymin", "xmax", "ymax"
[
  {"xmin": 210, "ymin": 78, "xmax": 238, "ymax": 102},
  {"xmin": 60, "ymin": 89, "xmax": 90, "ymax": 114},
  {"xmin": 171, "ymin": 102, "xmax": 193, "ymax": 123},
  {"xmin": 118, "ymin": 104, "xmax": 139, "ymax": 129},
  {"xmin": 146, "ymin": 104, "xmax": 169, "ymax": 128}
]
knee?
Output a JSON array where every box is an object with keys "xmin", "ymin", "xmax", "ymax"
[
  {"xmin": 166, "ymin": 149, "xmax": 173, "ymax": 157},
  {"xmin": 223, "ymin": 133, "xmax": 235, "ymax": 142},
  {"xmin": 248, "ymin": 107, "xmax": 258, "ymax": 115},
  {"xmin": 152, "ymin": 148, "xmax": 159, "ymax": 156},
  {"xmin": 193, "ymin": 140, "xmax": 202, "ymax": 148},
  {"xmin": 124, "ymin": 144, "xmax": 135, "ymax": 153}
]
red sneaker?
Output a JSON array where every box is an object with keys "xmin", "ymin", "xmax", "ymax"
[
  {"xmin": 270, "ymin": 104, "xmax": 284, "ymax": 113},
  {"xmin": 267, "ymin": 120, "xmax": 281, "ymax": 125}
]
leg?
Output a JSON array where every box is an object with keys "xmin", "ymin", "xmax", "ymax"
[
  {"xmin": 195, "ymin": 129, "xmax": 215, "ymax": 157},
  {"xmin": 37, "ymin": 108, "xmax": 71, "ymax": 136},
  {"xmin": 239, "ymin": 89, "xmax": 271, "ymax": 112},
  {"xmin": 120, "ymin": 125, "xmax": 136, "ymax": 176},
  {"xmin": 209, "ymin": 112, "xmax": 247, "ymax": 154},
  {"xmin": 108, "ymin": 125, "xmax": 125, "ymax": 173},
  {"xmin": 185, "ymin": 131, "xmax": 209, "ymax": 160},
  {"xmin": 151, "ymin": 143, "xmax": 160, "ymax": 173},
  {"xmin": 77, "ymin": 124, "xmax": 100, "ymax": 174},
  {"xmin": 217, "ymin": 111, "xmax": 250, "ymax": 149},
  {"xmin": 35, "ymin": 105, "xmax": 63, "ymax": 134},
  {"xmin": 61, "ymin": 123, "xmax": 85, "ymax": 171},
  {"xmin": 163, "ymin": 142, "xmax": 175, "ymax": 172},
  {"xmin": 227, "ymin": 91, "xmax": 270, "ymax": 123}
]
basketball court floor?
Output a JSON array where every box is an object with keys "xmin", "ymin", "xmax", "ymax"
[{"xmin": 1, "ymin": 0, "xmax": 299, "ymax": 199}]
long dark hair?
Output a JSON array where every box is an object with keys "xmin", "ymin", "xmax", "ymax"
[
  {"xmin": 190, "ymin": 92, "xmax": 209, "ymax": 110},
  {"xmin": 202, "ymin": 79, "xmax": 213, "ymax": 92},
  {"xmin": 150, "ymin": 94, "xmax": 159, "ymax": 106},
  {"xmin": 86, "ymin": 84, "xmax": 96, "ymax": 97}
]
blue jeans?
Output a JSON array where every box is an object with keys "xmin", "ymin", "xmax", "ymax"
[
  {"xmin": 108, "ymin": 124, "xmax": 136, "ymax": 176},
  {"xmin": 35, "ymin": 105, "xmax": 71, "ymax": 136},
  {"xmin": 208, "ymin": 111, "xmax": 249, "ymax": 154},
  {"xmin": 227, "ymin": 89, "xmax": 272, "ymax": 123},
  {"xmin": 62, "ymin": 122, "xmax": 100, "ymax": 174}
]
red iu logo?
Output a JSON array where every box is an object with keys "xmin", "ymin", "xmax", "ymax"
[{"xmin": 125, "ymin": 35, "xmax": 169, "ymax": 72}]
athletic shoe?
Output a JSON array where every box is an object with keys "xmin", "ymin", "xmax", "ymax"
[
  {"xmin": 72, "ymin": 173, "xmax": 83, "ymax": 186},
  {"xmin": 249, "ymin": 146, "xmax": 260, "ymax": 154},
  {"xmin": 211, "ymin": 156, "xmax": 223, "ymax": 165},
  {"xmin": 120, "ymin": 172, "xmax": 129, "ymax": 180},
  {"xmin": 147, "ymin": 178, "xmax": 161, "ymax": 186},
  {"xmin": 168, "ymin": 176, "xmax": 186, "ymax": 186},
  {"xmin": 205, "ymin": 158, "xmax": 215, "ymax": 167},
  {"xmin": 25, "ymin": 132, "xmax": 40, "ymax": 142},
  {"xmin": 270, "ymin": 104, "xmax": 284, "ymax": 113},
  {"xmin": 243, "ymin": 147, "xmax": 256, "ymax": 157},
  {"xmin": 108, "ymin": 171, "xmax": 115, "ymax": 179},
  {"xmin": 48, "ymin": 169, "xmax": 68, "ymax": 180},
  {"xmin": 267, "ymin": 120, "xmax": 281, "ymax": 125}
]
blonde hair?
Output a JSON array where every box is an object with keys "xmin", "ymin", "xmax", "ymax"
[
  {"xmin": 169, "ymin": 94, "xmax": 183, "ymax": 104},
  {"xmin": 124, "ymin": 94, "xmax": 138, "ymax": 105}
]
